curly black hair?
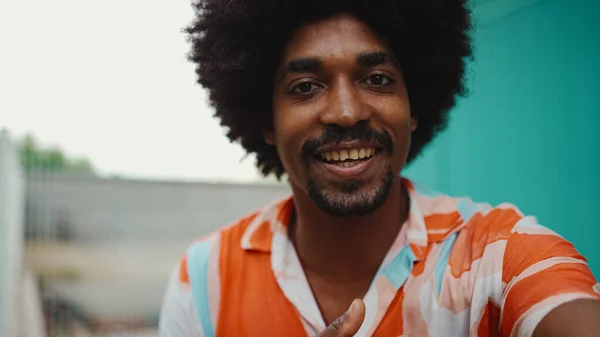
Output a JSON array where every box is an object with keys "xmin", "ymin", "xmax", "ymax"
[{"xmin": 185, "ymin": 0, "xmax": 473, "ymax": 179}]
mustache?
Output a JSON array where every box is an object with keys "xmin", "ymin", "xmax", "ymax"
[{"xmin": 300, "ymin": 122, "xmax": 394, "ymax": 162}]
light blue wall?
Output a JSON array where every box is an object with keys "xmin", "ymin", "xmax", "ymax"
[{"xmin": 405, "ymin": 0, "xmax": 600, "ymax": 275}]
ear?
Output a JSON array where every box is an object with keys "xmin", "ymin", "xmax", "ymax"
[
  {"xmin": 263, "ymin": 127, "xmax": 276, "ymax": 146},
  {"xmin": 410, "ymin": 116, "xmax": 418, "ymax": 132}
]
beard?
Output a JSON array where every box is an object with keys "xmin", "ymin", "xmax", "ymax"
[
  {"xmin": 300, "ymin": 121, "xmax": 397, "ymax": 217},
  {"xmin": 306, "ymin": 165, "xmax": 396, "ymax": 217}
]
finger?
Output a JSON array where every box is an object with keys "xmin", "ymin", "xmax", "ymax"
[{"xmin": 317, "ymin": 299, "xmax": 366, "ymax": 336}]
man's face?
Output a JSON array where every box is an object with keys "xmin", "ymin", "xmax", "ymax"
[{"xmin": 268, "ymin": 14, "xmax": 416, "ymax": 217}]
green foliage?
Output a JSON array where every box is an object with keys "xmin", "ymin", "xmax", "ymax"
[{"xmin": 18, "ymin": 134, "xmax": 94, "ymax": 173}]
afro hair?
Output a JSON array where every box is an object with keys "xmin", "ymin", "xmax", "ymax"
[{"xmin": 185, "ymin": 0, "xmax": 473, "ymax": 179}]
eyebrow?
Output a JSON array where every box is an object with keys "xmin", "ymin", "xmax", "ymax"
[
  {"xmin": 281, "ymin": 58, "xmax": 323, "ymax": 78},
  {"xmin": 279, "ymin": 51, "xmax": 399, "ymax": 80},
  {"xmin": 356, "ymin": 51, "xmax": 398, "ymax": 68}
]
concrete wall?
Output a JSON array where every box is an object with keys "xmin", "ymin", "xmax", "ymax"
[
  {"xmin": 0, "ymin": 131, "xmax": 25, "ymax": 337},
  {"xmin": 25, "ymin": 173, "xmax": 291, "ymax": 244},
  {"xmin": 23, "ymin": 173, "xmax": 292, "ymax": 326}
]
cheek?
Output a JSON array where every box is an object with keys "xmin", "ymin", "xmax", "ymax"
[
  {"xmin": 274, "ymin": 104, "xmax": 317, "ymax": 143},
  {"xmin": 377, "ymin": 99, "xmax": 412, "ymax": 133},
  {"xmin": 273, "ymin": 107, "xmax": 312, "ymax": 166},
  {"xmin": 375, "ymin": 99, "xmax": 412, "ymax": 161}
]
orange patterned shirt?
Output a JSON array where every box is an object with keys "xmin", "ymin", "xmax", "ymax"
[{"xmin": 159, "ymin": 178, "xmax": 600, "ymax": 337}]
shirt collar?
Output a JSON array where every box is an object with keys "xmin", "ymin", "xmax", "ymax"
[{"xmin": 240, "ymin": 178, "xmax": 466, "ymax": 259}]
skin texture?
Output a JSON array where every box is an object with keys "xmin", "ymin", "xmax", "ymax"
[
  {"xmin": 267, "ymin": 14, "xmax": 415, "ymax": 326},
  {"xmin": 532, "ymin": 299, "xmax": 600, "ymax": 337},
  {"xmin": 269, "ymin": 14, "xmax": 416, "ymax": 217},
  {"xmin": 266, "ymin": 14, "xmax": 600, "ymax": 337}
]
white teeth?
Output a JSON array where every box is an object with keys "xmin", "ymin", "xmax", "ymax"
[
  {"xmin": 321, "ymin": 147, "xmax": 375, "ymax": 163},
  {"xmin": 336, "ymin": 161, "xmax": 357, "ymax": 168}
]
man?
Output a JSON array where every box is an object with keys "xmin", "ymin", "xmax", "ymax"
[{"xmin": 159, "ymin": 0, "xmax": 600, "ymax": 336}]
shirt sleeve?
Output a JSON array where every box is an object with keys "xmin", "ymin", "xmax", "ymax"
[
  {"xmin": 500, "ymin": 216, "xmax": 600, "ymax": 337},
  {"xmin": 158, "ymin": 257, "xmax": 204, "ymax": 337}
]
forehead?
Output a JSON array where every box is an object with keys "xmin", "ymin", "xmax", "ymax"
[{"xmin": 282, "ymin": 14, "xmax": 390, "ymax": 62}]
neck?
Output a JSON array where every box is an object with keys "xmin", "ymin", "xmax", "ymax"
[{"xmin": 289, "ymin": 178, "xmax": 409, "ymax": 282}]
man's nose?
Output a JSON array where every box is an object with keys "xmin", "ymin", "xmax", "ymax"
[{"xmin": 319, "ymin": 77, "xmax": 371, "ymax": 127}]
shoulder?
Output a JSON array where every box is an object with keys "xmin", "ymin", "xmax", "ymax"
[
  {"xmin": 449, "ymin": 196, "xmax": 564, "ymax": 261},
  {"xmin": 409, "ymin": 180, "xmax": 562, "ymax": 268},
  {"xmin": 179, "ymin": 195, "xmax": 292, "ymax": 286},
  {"xmin": 409, "ymin": 179, "xmax": 537, "ymax": 242},
  {"xmin": 179, "ymin": 206, "xmax": 265, "ymax": 287},
  {"xmin": 159, "ymin": 202, "xmax": 282, "ymax": 337}
]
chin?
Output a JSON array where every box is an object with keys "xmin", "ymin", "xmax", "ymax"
[{"xmin": 307, "ymin": 168, "xmax": 396, "ymax": 217}]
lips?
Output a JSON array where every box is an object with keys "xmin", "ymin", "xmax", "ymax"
[
  {"xmin": 300, "ymin": 124, "xmax": 394, "ymax": 179},
  {"xmin": 315, "ymin": 153, "xmax": 375, "ymax": 178}
]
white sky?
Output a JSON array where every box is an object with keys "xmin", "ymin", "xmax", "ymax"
[{"xmin": 0, "ymin": 0, "xmax": 264, "ymax": 182}]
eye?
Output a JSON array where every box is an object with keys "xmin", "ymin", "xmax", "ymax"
[
  {"xmin": 364, "ymin": 74, "xmax": 392, "ymax": 86},
  {"xmin": 291, "ymin": 82, "xmax": 320, "ymax": 94}
]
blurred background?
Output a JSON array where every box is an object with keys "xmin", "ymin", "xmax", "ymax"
[{"xmin": 0, "ymin": 0, "xmax": 598, "ymax": 336}]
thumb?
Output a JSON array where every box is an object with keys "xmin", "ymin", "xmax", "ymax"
[{"xmin": 317, "ymin": 299, "xmax": 366, "ymax": 337}]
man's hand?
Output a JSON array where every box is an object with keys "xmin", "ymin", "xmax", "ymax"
[{"xmin": 314, "ymin": 299, "xmax": 366, "ymax": 337}]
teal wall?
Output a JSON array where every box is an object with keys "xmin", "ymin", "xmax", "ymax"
[{"xmin": 405, "ymin": 0, "xmax": 600, "ymax": 276}]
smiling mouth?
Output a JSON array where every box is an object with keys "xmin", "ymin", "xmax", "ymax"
[{"xmin": 317, "ymin": 147, "xmax": 376, "ymax": 167}]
